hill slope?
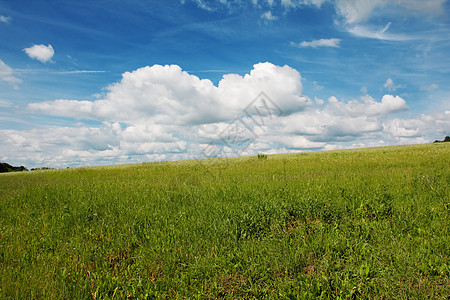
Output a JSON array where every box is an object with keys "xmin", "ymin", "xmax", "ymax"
[{"xmin": 0, "ymin": 143, "xmax": 449, "ymax": 298}]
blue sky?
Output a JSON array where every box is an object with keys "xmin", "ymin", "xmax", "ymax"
[{"xmin": 1, "ymin": 0, "xmax": 449, "ymax": 168}]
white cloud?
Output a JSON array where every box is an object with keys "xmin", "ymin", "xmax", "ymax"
[
  {"xmin": 261, "ymin": 10, "xmax": 277, "ymax": 22},
  {"xmin": 192, "ymin": 0, "xmax": 213, "ymax": 11},
  {"xmin": 304, "ymin": 0, "xmax": 328, "ymax": 7},
  {"xmin": 331, "ymin": 0, "xmax": 445, "ymax": 41},
  {"xmin": 383, "ymin": 118, "xmax": 420, "ymax": 137},
  {"xmin": 281, "ymin": 0, "xmax": 328, "ymax": 9},
  {"xmin": 0, "ymin": 15, "xmax": 12, "ymax": 24},
  {"xmin": 314, "ymin": 97, "xmax": 324, "ymax": 105},
  {"xmin": 313, "ymin": 81, "xmax": 324, "ymax": 90},
  {"xmin": 383, "ymin": 112, "xmax": 450, "ymax": 141},
  {"xmin": 384, "ymin": 78, "xmax": 394, "ymax": 90},
  {"xmin": 0, "ymin": 99, "xmax": 12, "ymax": 107},
  {"xmin": 184, "ymin": 0, "xmax": 446, "ymax": 23},
  {"xmin": 345, "ymin": 23, "xmax": 412, "ymax": 41},
  {"xmin": 293, "ymin": 38, "xmax": 341, "ymax": 48},
  {"xmin": 2, "ymin": 62, "xmax": 444, "ymax": 168},
  {"xmin": 377, "ymin": 94, "xmax": 408, "ymax": 113},
  {"xmin": 28, "ymin": 63, "xmax": 310, "ymax": 124},
  {"xmin": 384, "ymin": 78, "xmax": 404, "ymax": 91},
  {"xmin": 0, "ymin": 59, "xmax": 22, "ymax": 89},
  {"xmin": 335, "ymin": 0, "xmax": 387, "ymax": 24},
  {"xmin": 397, "ymin": 0, "xmax": 447, "ymax": 15},
  {"xmin": 331, "ymin": 94, "xmax": 408, "ymax": 116},
  {"xmin": 267, "ymin": 94, "xmax": 409, "ymax": 146},
  {"xmin": 189, "ymin": 0, "xmax": 329, "ymax": 10},
  {"xmin": 272, "ymin": 135, "xmax": 327, "ymax": 149},
  {"xmin": 420, "ymin": 84, "xmax": 438, "ymax": 92},
  {"xmin": 335, "ymin": 0, "xmax": 446, "ymax": 24},
  {"xmin": 23, "ymin": 44, "xmax": 55, "ymax": 63},
  {"xmin": 0, "ymin": 122, "xmax": 186, "ymax": 168}
]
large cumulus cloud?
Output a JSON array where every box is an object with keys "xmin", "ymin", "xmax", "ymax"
[
  {"xmin": 1, "ymin": 62, "xmax": 448, "ymax": 168},
  {"xmin": 28, "ymin": 63, "xmax": 309, "ymax": 124}
]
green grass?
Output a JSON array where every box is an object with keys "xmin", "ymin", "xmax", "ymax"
[{"xmin": 0, "ymin": 143, "xmax": 449, "ymax": 299}]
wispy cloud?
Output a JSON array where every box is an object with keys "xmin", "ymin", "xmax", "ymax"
[
  {"xmin": 345, "ymin": 23, "xmax": 413, "ymax": 41},
  {"xmin": 384, "ymin": 78, "xmax": 404, "ymax": 91},
  {"xmin": 292, "ymin": 38, "xmax": 341, "ymax": 48},
  {"xmin": 186, "ymin": 0, "xmax": 447, "ymax": 23},
  {"xmin": 192, "ymin": 0, "xmax": 213, "ymax": 11},
  {"xmin": 57, "ymin": 70, "xmax": 106, "ymax": 74},
  {"xmin": 0, "ymin": 59, "xmax": 22, "ymax": 89},
  {"xmin": 0, "ymin": 99, "xmax": 13, "ymax": 108},
  {"xmin": 261, "ymin": 10, "xmax": 277, "ymax": 23},
  {"xmin": 335, "ymin": 0, "xmax": 386, "ymax": 24},
  {"xmin": 420, "ymin": 84, "xmax": 439, "ymax": 92},
  {"xmin": 0, "ymin": 15, "xmax": 12, "ymax": 24},
  {"xmin": 281, "ymin": 0, "xmax": 328, "ymax": 9},
  {"xmin": 313, "ymin": 81, "xmax": 323, "ymax": 90},
  {"xmin": 335, "ymin": 0, "xmax": 446, "ymax": 24}
]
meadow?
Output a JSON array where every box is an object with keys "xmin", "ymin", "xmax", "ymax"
[{"xmin": 0, "ymin": 143, "xmax": 449, "ymax": 299}]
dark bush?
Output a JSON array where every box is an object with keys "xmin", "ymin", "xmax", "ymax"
[
  {"xmin": 257, "ymin": 153, "xmax": 268, "ymax": 159},
  {"xmin": 0, "ymin": 162, "xmax": 28, "ymax": 173}
]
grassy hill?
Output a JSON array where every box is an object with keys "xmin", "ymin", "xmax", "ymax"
[{"xmin": 0, "ymin": 143, "xmax": 449, "ymax": 299}]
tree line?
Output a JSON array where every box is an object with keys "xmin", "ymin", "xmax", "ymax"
[
  {"xmin": 0, "ymin": 162, "xmax": 28, "ymax": 173},
  {"xmin": 433, "ymin": 136, "xmax": 450, "ymax": 143}
]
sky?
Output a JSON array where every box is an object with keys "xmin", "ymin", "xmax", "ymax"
[{"xmin": 0, "ymin": 0, "xmax": 449, "ymax": 168}]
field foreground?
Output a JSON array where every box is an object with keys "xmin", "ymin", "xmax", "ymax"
[{"xmin": 0, "ymin": 144, "xmax": 449, "ymax": 299}]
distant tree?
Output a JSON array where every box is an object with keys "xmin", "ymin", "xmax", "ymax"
[
  {"xmin": 433, "ymin": 136, "xmax": 450, "ymax": 143},
  {"xmin": 257, "ymin": 153, "xmax": 268, "ymax": 159},
  {"xmin": 0, "ymin": 162, "xmax": 28, "ymax": 173},
  {"xmin": 30, "ymin": 167, "xmax": 53, "ymax": 171},
  {"xmin": 0, "ymin": 163, "xmax": 9, "ymax": 173}
]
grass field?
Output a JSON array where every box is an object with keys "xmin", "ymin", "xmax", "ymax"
[{"xmin": 0, "ymin": 143, "xmax": 449, "ymax": 299}]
